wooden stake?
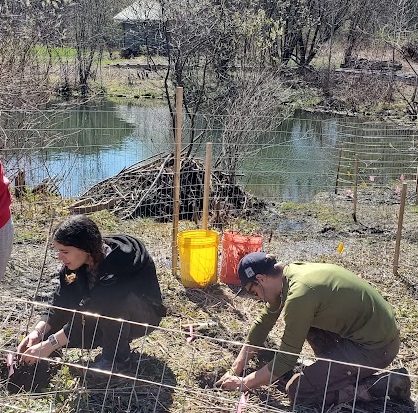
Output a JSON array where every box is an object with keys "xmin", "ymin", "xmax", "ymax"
[
  {"xmin": 202, "ymin": 142, "xmax": 212, "ymax": 230},
  {"xmin": 415, "ymin": 166, "xmax": 418, "ymax": 205},
  {"xmin": 172, "ymin": 87, "xmax": 183, "ymax": 276},
  {"xmin": 335, "ymin": 148, "xmax": 342, "ymax": 195},
  {"xmin": 352, "ymin": 156, "xmax": 358, "ymax": 223},
  {"xmin": 393, "ymin": 182, "xmax": 407, "ymax": 276}
]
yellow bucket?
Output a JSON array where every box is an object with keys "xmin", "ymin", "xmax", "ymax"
[{"xmin": 178, "ymin": 230, "xmax": 219, "ymax": 288}]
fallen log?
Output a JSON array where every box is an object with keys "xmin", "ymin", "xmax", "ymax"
[{"xmin": 69, "ymin": 198, "xmax": 117, "ymax": 214}]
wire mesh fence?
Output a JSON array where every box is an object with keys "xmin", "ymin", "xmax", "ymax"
[
  {"xmin": 2, "ymin": 107, "xmax": 418, "ymax": 412},
  {"xmin": 1, "ymin": 297, "xmax": 416, "ymax": 413}
]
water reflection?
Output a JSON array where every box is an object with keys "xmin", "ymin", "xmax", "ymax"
[
  {"xmin": 240, "ymin": 114, "xmax": 418, "ymax": 201},
  {"xmin": 3, "ymin": 102, "xmax": 418, "ymax": 202},
  {"xmin": 5, "ymin": 101, "xmax": 172, "ymax": 197},
  {"xmin": 240, "ymin": 115, "xmax": 340, "ymax": 200}
]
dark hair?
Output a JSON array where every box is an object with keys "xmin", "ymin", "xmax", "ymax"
[{"xmin": 53, "ymin": 215, "xmax": 104, "ymax": 267}]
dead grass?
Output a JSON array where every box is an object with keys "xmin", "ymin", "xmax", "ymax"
[
  {"xmin": 97, "ymin": 61, "xmax": 167, "ymax": 99},
  {"xmin": 1, "ymin": 187, "xmax": 418, "ymax": 412}
]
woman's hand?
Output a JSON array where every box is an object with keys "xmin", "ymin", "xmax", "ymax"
[
  {"xmin": 16, "ymin": 330, "xmax": 42, "ymax": 356},
  {"xmin": 20, "ymin": 340, "xmax": 53, "ymax": 365}
]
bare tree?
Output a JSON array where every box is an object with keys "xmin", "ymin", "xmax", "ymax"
[
  {"xmin": 214, "ymin": 70, "xmax": 296, "ymax": 179},
  {"xmin": 279, "ymin": 0, "xmax": 350, "ymax": 68},
  {"xmin": 340, "ymin": 0, "xmax": 377, "ymax": 67},
  {"xmin": 0, "ymin": 0, "xmax": 73, "ymax": 192},
  {"xmin": 160, "ymin": 1, "xmax": 291, "ymax": 146},
  {"xmin": 161, "ymin": 0, "xmax": 223, "ymax": 151},
  {"xmin": 46, "ymin": 0, "xmax": 130, "ymax": 97},
  {"xmin": 62, "ymin": 0, "xmax": 107, "ymax": 96},
  {"xmin": 377, "ymin": 0, "xmax": 418, "ymax": 102},
  {"xmin": 0, "ymin": 2, "xmax": 60, "ymax": 113}
]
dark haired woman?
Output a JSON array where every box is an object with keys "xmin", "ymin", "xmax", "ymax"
[{"xmin": 17, "ymin": 215, "xmax": 166, "ymax": 372}]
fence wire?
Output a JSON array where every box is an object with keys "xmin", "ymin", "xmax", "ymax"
[
  {"xmin": 0, "ymin": 297, "xmax": 416, "ymax": 413},
  {"xmin": 1, "ymin": 110, "xmax": 418, "ymax": 412}
]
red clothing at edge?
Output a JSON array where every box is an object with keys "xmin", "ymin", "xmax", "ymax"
[{"xmin": 0, "ymin": 162, "xmax": 11, "ymax": 228}]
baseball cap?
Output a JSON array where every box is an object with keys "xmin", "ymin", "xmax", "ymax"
[{"xmin": 237, "ymin": 252, "xmax": 277, "ymax": 289}]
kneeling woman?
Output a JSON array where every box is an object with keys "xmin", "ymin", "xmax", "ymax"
[{"xmin": 17, "ymin": 215, "xmax": 166, "ymax": 371}]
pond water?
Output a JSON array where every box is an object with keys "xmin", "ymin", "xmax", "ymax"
[{"xmin": 4, "ymin": 100, "xmax": 418, "ymax": 202}]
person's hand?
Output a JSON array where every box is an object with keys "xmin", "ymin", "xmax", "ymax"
[
  {"xmin": 16, "ymin": 330, "xmax": 42, "ymax": 357},
  {"xmin": 215, "ymin": 371, "xmax": 247, "ymax": 391},
  {"xmin": 20, "ymin": 341, "xmax": 53, "ymax": 365},
  {"xmin": 215, "ymin": 370, "xmax": 233, "ymax": 387}
]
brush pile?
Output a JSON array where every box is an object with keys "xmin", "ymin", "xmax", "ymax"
[{"xmin": 69, "ymin": 152, "xmax": 265, "ymax": 223}]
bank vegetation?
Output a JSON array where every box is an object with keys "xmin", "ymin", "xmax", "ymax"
[{"xmin": 2, "ymin": 0, "xmax": 418, "ymax": 144}]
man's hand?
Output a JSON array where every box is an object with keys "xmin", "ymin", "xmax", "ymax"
[
  {"xmin": 216, "ymin": 364, "xmax": 279, "ymax": 392},
  {"xmin": 215, "ymin": 370, "xmax": 233, "ymax": 388},
  {"xmin": 215, "ymin": 371, "xmax": 248, "ymax": 391}
]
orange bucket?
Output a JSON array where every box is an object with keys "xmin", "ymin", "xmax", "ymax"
[{"xmin": 220, "ymin": 231, "xmax": 263, "ymax": 285}]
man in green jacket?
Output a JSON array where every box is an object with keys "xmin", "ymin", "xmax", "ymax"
[{"xmin": 216, "ymin": 252, "xmax": 411, "ymax": 406}]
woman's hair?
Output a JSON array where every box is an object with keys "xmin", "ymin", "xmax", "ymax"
[{"xmin": 53, "ymin": 215, "xmax": 104, "ymax": 267}]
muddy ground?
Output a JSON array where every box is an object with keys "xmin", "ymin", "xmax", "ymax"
[{"xmin": 1, "ymin": 185, "xmax": 418, "ymax": 412}]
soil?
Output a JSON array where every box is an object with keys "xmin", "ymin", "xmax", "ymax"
[{"xmin": 1, "ymin": 184, "xmax": 418, "ymax": 412}]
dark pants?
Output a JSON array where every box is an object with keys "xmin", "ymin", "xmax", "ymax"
[
  {"xmin": 60, "ymin": 293, "xmax": 163, "ymax": 361},
  {"xmin": 286, "ymin": 327, "xmax": 400, "ymax": 406}
]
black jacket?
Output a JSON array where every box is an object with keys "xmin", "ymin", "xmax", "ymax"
[{"xmin": 41, "ymin": 235, "xmax": 165, "ymax": 334}]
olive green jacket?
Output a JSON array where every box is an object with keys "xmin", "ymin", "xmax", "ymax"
[{"xmin": 246, "ymin": 262, "xmax": 399, "ymax": 378}]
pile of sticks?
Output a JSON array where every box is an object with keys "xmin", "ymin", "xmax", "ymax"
[{"xmin": 69, "ymin": 152, "xmax": 263, "ymax": 223}]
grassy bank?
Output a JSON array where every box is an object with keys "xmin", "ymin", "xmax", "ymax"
[{"xmin": 36, "ymin": 42, "xmax": 418, "ymax": 127}]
